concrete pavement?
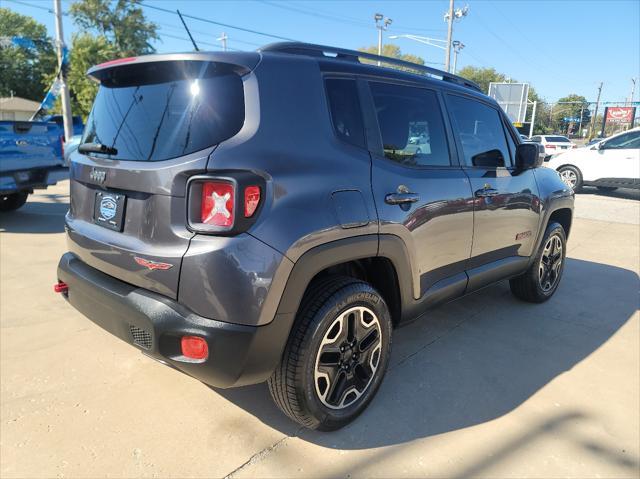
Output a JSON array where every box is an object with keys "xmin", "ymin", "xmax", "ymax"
[{"xmin": 1, "ymin": 182, "xmax": 638, "ymax": 478}]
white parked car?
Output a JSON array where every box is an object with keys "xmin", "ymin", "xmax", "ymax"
[
  {"xmin": 545, "ymin": 128, "xmax": 640, "ymax": 191},
  {"xmin": 530, "ymin": 135, "xmax": 577, "ymax": 158}
]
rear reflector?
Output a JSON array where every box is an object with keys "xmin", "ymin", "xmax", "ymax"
[
  {"xmin": 54, "ymin": 281, "xmax": 68, "ymax": 293},
  {"xmin": 244, "ymin": 185, "xmax": 261, "ymax": 217},
  {"xmin": 546, "ymin": 145, "xmax": 556, "ymax": 149},
  {"xmin": 181, "ymin": 336, "xmax": 209, "ymax": 360},
  {"xmin": 201, "ymin": 181, "xmax": 234, "ymax": 227}
]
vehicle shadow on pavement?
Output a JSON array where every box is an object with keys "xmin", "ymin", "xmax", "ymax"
[
  {"xmin": 214, "ymin": 257, "xmax": 639, "ymax": 465},
  {"xmin": 0, "ymin": 197, "xmax": 69, "ymax": 234},
  {"xmin": 579, "ymin": 187, "xmax": 640, "ymax": 201}
]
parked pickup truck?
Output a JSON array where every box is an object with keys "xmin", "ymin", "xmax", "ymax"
[{"xmin": 0, "ymin": 120, "xmax": 69, "ymax": 211}]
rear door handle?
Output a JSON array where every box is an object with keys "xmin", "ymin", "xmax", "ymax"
[
  {"xmin": 475, "ymin": 185, "xmax": 500, "ymax": 198},
  {"xmin": 385, "ymin": 192, "xmax": 420, "ymax": 205}
]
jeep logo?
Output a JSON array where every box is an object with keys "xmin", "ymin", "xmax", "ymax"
[{"xmin": 89, "ymin": 168, "xmax": 107, "ymax": 184}]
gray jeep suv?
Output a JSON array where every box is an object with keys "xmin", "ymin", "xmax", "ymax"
[{"xmin": 56, "ymin": 43, "xmax": 574, "ymax": 430}]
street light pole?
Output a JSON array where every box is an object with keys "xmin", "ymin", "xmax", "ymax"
[
  {"xmin": 629, "ymin": 78, "xmax": 637, "ymax": 106},
  {"xmin": 53, "ymin": 0, "xmax": 73, "ymax": 142},
  {"xmin": 452, "ymin": 40, "xmax": 464, "ymax": 74},
  {"xmin": 374, "ymin": 13, "xmax": 392, "ymax": 66}
]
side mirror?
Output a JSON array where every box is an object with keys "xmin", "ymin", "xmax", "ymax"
[
  {"xmin": 515, "ymin": 143, "xmax": 543, "ymax": 169},
  {"xmin": 597, "ymin": 141, "xmax": 605, "ymax": 150}
]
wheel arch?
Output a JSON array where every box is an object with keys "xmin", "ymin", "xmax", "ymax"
[{"xmin": 275, "ymin": 235, "xmax": 414, "ymax": 327}]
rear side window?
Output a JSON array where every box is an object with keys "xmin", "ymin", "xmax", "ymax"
[
  {"xmin": 530, "ymin": 136, "xmax": 541, "ymax": 143},
  {"xmin": 604, "ymin": 131, "xmax": 640, "ymax": 149},
  {"xmin": 447, "ymin": 95, "xmax": 510, "ymax": 168},
  {"xmin": 325, "ymin": 78, "xmax": 366, "ymax": 149},
  {"xmin": 82, "ymin": 61, "xmax": 244, "ymax": 162},
  {"xmin": 369, "ymin": 82, "xmax": 450, "ymax": 167}
]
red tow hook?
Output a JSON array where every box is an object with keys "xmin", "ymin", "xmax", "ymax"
[{"xmin": 54, "ymin": 281, "xmax": 68, "ymax": 294}]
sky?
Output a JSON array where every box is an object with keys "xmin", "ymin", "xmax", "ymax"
[{"xmin": 5, "ymin": 0, "xmax": 640, "ymax": 103}]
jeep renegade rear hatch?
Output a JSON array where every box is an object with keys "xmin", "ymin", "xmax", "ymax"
[
  {"xmin": 82, "ymin": 59, "xmax": 246, "ymax": 162},
  {"xmin": 67, "ymin": 53, "xmax": 258, "ymax": 299}
]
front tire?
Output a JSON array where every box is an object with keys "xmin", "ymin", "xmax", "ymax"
[
  {"xmin": 268, "ymin": 277, "xmax": 392, "ymax": 431},
  {"xmin": 510, "ymin": 222, "xmax": 567, "ymax": 303},
  {"xmin": 557, "ymin": 165, "xmax": 582, "ymax": 192},
  {"xmin": 0, "ymin": 192, "xmax": 29, "ymax": 212}
]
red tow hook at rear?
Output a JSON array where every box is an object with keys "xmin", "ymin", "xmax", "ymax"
[{"xmin": 54, "ymin": 281, "xmax": 68, "ymax": 294}]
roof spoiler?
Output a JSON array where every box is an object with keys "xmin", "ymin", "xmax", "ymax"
[{"xmin": 87, "ymin": 51, "xmax": 261, "ymax": 81}]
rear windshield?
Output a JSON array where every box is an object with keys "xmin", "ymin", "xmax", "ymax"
[
  {"xmin": 82, "ymin": 61, "xmax": 244, "ymax": 162},
  {"xmin": 546, "ymin": 136, "xmax": 570, "ymax": 142}
]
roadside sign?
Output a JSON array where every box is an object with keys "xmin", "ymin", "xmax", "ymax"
[
  {"xmin": 605, "ymin": 107, "xmax": 635, "ymax": 123},
  {"xmin": 488, "ymin": 82, "xmax": 529, "ymax": 123}
]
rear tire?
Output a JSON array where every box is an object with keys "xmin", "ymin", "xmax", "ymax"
[
  {"xmin": 557, "ymin": 165, "xmax": 582, "ymax": 192},
  {"xmin": 510, "ymin": 222, "xmax": 567, "ymax": 303},
  {"xmin": 0, "ymin": 192, "xmax": 29, "ymax": 212},
  {"xmin": 268, "ymin": 276, "xmax": 392, "ymax": 431}
]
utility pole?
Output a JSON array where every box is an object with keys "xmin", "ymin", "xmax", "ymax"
[
  {"xmin": 444, "ymin": 0, "xmax": 454, "ymax": 73},
  {"xmin": 578, "ymin": 103, "xmax": 585, "ymax": 136},
  {"xmin": 217, "ymin": 32, "xmax": 228, "ymax": 51},
  {"xmin": 374, "ymin": 13, "xmax": 392, "ymax": 66},
  {"xmin": 629, "ymin": 78, "xmax": 637, "ymax": 106},
  {"xmin": 53, "ymin": 0, "xmax": 73, "ymax": 141},
  {"xmin": 589, "ymin": 82, "xmax": 603, "ymax": 139},
  {"xmin": 443, "ymin": 2, "xmax": 468, "ymax": 73}
]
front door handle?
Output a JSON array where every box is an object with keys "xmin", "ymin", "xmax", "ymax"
[
  {"xmin": 475, "ymin": 184, "xmax": 500, "ymax": 198},
  {"xmin": 385, "ymin": 192, "xmax": 420, "ymax": 205}
]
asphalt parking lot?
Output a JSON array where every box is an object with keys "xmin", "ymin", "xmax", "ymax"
[{"xmin": 1, "ymin": 181, "xmax": 638, "ymax": 478}]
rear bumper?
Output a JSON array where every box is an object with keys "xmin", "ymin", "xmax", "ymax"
[
  {"xmin": 0, "ymin": 166, "xmax": 67, "ymax": 194},
  {"xmin": 57, "ymin": 252, "xmax": 293, "ymax": 388}
]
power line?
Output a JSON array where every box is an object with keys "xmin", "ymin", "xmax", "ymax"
[
  {"xmin": 140, "ymin": 1, "xmax": 298, "ymax": 42},
  {"xmin": 4, "ymin": 0, "xmax": 68, "ymax": 15},
  {"xmin": 259, "ymin": 0, "xmax": 446, "ymax": 35}
]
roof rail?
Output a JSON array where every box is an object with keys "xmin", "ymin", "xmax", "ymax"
[{"xmin": 259, "ymin": 42, "xmax": 482, "ymax": 92}]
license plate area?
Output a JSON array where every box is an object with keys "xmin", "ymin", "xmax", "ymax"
[{"xmin": 94, "ymin": 191, "xmax": 126, "ymax": 231}]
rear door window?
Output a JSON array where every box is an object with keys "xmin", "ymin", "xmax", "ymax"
[
  {"xmin": 447, "ymin": 95, "xmax": 511, "ymax": 168},
  {"xmin": 604, "ymin": 131, "xmax": 640, "ymax": 149},
  {"xmin": 325, "ymin": 78, "xmax": 366, "ymax": 149},
  {"xmin": 369, "ymin": 82, "xmax": 451, "ymax": 167},
  {"xmin": 82, "ymin": 61, "xmax": 245, "ymax": 162}
]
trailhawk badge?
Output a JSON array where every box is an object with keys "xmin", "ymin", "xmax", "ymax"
[{"xmin": 134, "ymin": 257, "xmax": 174, "ymax": 271}]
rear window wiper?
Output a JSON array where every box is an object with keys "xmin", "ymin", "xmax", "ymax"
[{"xmin": 78, "ymin": 142, "xmax": 118, "ymax": 155}]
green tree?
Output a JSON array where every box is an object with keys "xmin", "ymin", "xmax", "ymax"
[
  {"xmin": 358, "ymin": 44, "xmax": 425, "ymax": 71},
  {"xmin": 0, "ymin": 8, "xmax": 57, "ymax": 101},
  {"xmin": 67, "ymin": 34, "xmax": 118, "ymax": 117},
  {"xmin": 456, "ymin": 66, "xmax": 507, "ymax": 94},
  {"xmin": 69, "ymin": 0, "xmax": 158, "ymax": 56},
  {"xmin": 551, "ymin": 94, "xmax": 590, "ymax": 134}
]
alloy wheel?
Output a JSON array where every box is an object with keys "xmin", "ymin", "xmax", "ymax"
[
  {"xmin": 314, "ymin": 306, "xmax": 382, "ymax": 409},
  {"xmin": 559, "ymin": 169, "xmax": 577, "ymax": 189},
  {"xmin": 539, "ymin": 234, "xmax": 563, "ymax": 292}
]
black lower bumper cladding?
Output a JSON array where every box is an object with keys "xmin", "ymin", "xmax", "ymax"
[{"xmin": 56, "ymin": 252, "xmax": 291, "ymax": 388}]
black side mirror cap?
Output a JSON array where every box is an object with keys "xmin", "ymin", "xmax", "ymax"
[{"xmin": 515, "ymin": 143, "xmax": 544, "ymax": 169}]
